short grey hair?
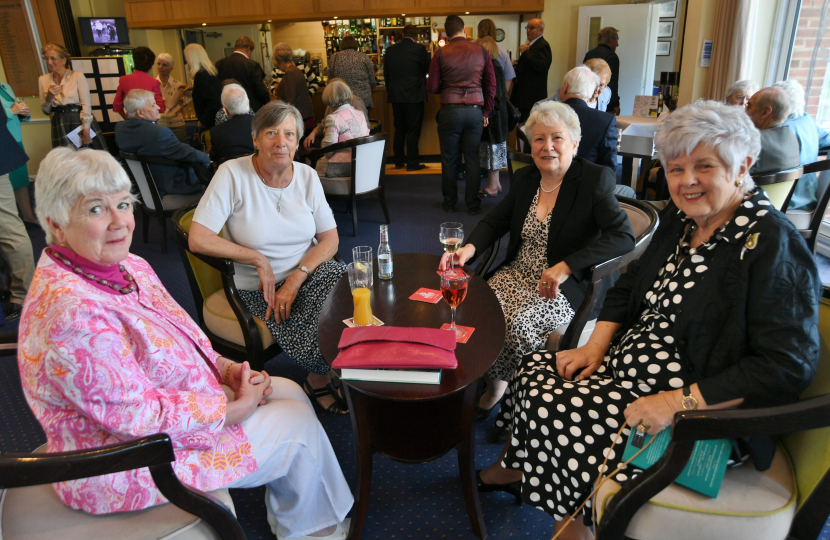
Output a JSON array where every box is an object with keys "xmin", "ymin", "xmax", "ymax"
[
  {"xmin": 124, "ymin": 89, "xmax": 155, "ymax": 116},
  {"xmin": 563, "ymin": 66, "xmax": 600, "ymax": 101},
  {"xmin": 772, "ymin": 79, "xmax": 806, "ymax": 118},
  {"xmin": 754, "ymin": 87, "xmax": 793, "ymax": 125},
  {"xmin": 157, "ymin": 52, "xmax": 174, "ymax": 67},
  {"xmin": 598, "ymin": 27, "xmax": 618, "ymax": 45},
  {"xmin": 526, "ymin": 100, "xmax": 581, "ymax": 144},
  {"xmin": 273, "ymin": 43, "xmax": 293, "ymax": 64},
  {"xmin": 724, "ymin": 79, "xmax": 759, "ymax": 103},
  {"xmin": 655, "ymin": 100, "xmax": 760, "ymax": 193},
  {"xmin": 251, "ymin": 100, "xmax": 304, "ymax": 141},
  {"xmin": 322, "ymin": 79, "xmax": 353, "ymax": 108},
  {"xmin": 221, "ymin": 83, "xmax": 249, "ymax": 116},
  {"xmin": 35, "ymin": 148, "xmax": 135, "ymax": 244}
]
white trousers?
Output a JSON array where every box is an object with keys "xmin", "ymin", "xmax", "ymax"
[{"xmin": 224, "ymin": 377, "xmax": 354, "ymax": 538}]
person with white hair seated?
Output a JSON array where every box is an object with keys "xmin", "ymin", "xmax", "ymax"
[
  {"xmin": 155, "ymin": 52, "xmax": 191, "ymax": 143},
  {"xmin": 725, "ymin": 79, "xmax": 760, "ymax": 108},
  {"xmin": 314, "ymin": 79, "xmax": 369, "ymax": 178},
  {"xmin": 115, "ymin": 88, "xmax": 209, "ymax": 197},
  {"xmin": 439, "ymin": 100, "xmax": 634, "ymax": 427},
  {"xmin": 744, "ymin": 86, "xmax": 801, "ymax": 175},
  {"xmin": 18, "ymin": 147, "xmax": 354, "ymax": 540},
  {"xmin": 557, "ymin": 65, "xmax": 617, "ymax": 170},
  {"xmin": 209, "ymin": 83, "xmax": 255, "ymax": 165},
  {"xmin": 475, "ymin": 100, "xmax": 819, "ymax": 540},
  {"xmin": 545, "ymin": 58, "xmax": 613, "ymax": 113},
  {"xmin": 774, "ymin": 79, "xmax": 830, "ymax": 210}
]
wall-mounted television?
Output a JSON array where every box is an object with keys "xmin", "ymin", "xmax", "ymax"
[{"xmin": 78, "ymin": 17, "xmax": 130, "ymax": 46}]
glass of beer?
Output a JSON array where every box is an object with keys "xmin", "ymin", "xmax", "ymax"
[
  {"xmin": 440, "ymin": 268, "xmax": 468, "ymax": 338},
  {"xmin": 439, "ymin": 222, "xmax": 464, "ymax": 269},
  {"xmin": 347, "ymin": 262, "xmax": 373, "ymax": 326}
]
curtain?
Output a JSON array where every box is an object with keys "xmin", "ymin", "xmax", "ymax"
[{"xmin": 705, "ymin": 0, "xmax": 758, "ymax": 101}]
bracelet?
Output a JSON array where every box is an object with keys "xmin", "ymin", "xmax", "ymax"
[{"xmin": 224, "ymin": 362, "xmax": 235, "ymax": 385}]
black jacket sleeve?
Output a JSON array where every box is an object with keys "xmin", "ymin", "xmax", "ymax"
[
  {"xmin": 607, "ymin": 53, "xmax": 620, "ymax": 110},
  {"xmin": 599, "ymin": 115, "xmax": 618, "ymax": 171}
]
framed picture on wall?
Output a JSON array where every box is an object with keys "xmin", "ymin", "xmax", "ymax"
[
  {"xmin": 659, "ymin": 1, "xmax": 678, "ymax": 18},
  {"xmin": 658, "ymin": 21, "xmax": 674, "ymax": 38},
  {"xmin": 656, "ymin": 41, "xmax": 671, "ymax": 56}
]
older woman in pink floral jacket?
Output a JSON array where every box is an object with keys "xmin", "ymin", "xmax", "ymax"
[{"xmin": 17, "ymin": 147, "xmax": 353, "ymax": 540}]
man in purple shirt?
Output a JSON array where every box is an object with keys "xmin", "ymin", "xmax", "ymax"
[{"xmin": 428, "ymin": 15, "xmax": 496, "ymax": 215}]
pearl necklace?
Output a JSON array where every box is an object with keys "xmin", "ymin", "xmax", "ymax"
[
  {"xmin": 253, "ymin": 157, "xmax": 289, "ymax": 213},
  {"xmin": 48, "ymin": 248, "xmax": 136, "ymax": 294},
  {"xmin": 540, "ymin": 180, "xmax": 564, "ymax": 193}
]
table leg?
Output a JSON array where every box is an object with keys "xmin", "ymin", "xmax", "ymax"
[
  {"xmin": 344, "ymin": 385, "xmax": 373, "ymax": 540},
  {"xmin": 622, "ymin": 157, "xmax": 633, "ymax": 191},
  {"xmin": 456, "ymin": 384, "xmax": 487, "ymax": 540}
]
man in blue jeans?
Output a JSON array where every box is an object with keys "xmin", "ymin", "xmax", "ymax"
[{"xmin": 428, "ymin": 15, "xmax": 496, "ymax": 214}]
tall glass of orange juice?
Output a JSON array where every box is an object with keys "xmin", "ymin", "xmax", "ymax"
[{"xmin": 347, "ymin": 262, "xmax": 373, "ymax": 326}]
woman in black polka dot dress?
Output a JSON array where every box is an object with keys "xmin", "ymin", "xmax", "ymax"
[{"xmin": 477, "ymin": 101, "xmax": 821, "ymax": 540}]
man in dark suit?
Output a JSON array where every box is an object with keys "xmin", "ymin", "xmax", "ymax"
[
  {"xmin": 209, "ymin": 84, "xmax": 255, "ymax": 165},
  {"xmin": 559, "ymin": 66, "xmax": 617, "ymax": 171},
  {"xmin": 215, "ymin": 36, "xmax": 271, "ymax": 112},
  {"xmin": 745, "ymin": 87, "xmax": 800, "ymax": 175},
  {"xmin": 115, "ymin": 89, "xmax": 210, "ymax": 198},
  {"xmin": 511, "ymin": 18, "xmax": 552, "ymax": 122},
  {"xmin": 384, "ymin": 24, "xmax": 431, "ymax": 171},
  {"xmin": 584, "ymin": 27, "xmax": 621, "ymax": 115}
]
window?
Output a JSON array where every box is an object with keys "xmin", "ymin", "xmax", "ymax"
[{"xmin": 784, "ymin": 0, "xmax": 830, "ymax": 127}]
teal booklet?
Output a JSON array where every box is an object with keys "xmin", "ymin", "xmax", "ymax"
[{"xmin": 620, "ymin": 429, "xmax": 731, "ymax": 497}]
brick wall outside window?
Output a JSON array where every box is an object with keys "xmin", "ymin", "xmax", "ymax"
[{"xmin": 788, "ymin": 0, "xmax": 830, "ymax": 122}]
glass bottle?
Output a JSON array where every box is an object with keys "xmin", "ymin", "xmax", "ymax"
[{"xmin": 378, "ymin": 225, "xmax": 393, "ymax": 279}]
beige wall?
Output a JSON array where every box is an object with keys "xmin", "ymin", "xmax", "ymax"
[{"xmin": 677, "ymin": 0, "xmax": 718, "ymax": 107}]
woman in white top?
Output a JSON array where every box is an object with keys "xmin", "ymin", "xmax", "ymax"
[
  {"xmin": 190, "ymin": 101, "xmax": 347, "ymax": 414},
  {"xmin": 156, "ymin": 52, "xmax": 191, "ymax": 143},
  {"xmin": 38, "ymin": 43, "xmax": 107, "ymax": 150}
]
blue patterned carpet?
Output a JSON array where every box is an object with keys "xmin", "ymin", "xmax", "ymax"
[{"xmin": 2, "ymin": 172, "xmax": 829, "ymax": 539}]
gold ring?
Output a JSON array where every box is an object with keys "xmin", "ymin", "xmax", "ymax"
[
  {"xmin": 541, "ymin": 281, "xmax": 549, "ymax": 286},
  {"xmin": 279, "ymin": 306, "xmax": 286, "ymax": 310},
  {"xmin": 636, "ymin": 421, "xmax": 650, "ymax": 433}
]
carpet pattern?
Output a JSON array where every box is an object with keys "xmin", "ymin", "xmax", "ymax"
[{"xmin": 2, "ymin": 171, "xmax": 829, "ymax": 539}]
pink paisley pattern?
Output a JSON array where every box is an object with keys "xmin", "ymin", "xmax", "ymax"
[{"xmin": 17, "ymin": 253, "xmax": 258, "ymax": 514}]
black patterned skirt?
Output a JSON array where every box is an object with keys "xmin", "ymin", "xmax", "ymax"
[
  {"xmin": 238, "ymin": 259, "xmax": 346, "ymax": 374},
  {"xmin": 50, "ymin": 105, "xmax": 108, "ymax": 150}
]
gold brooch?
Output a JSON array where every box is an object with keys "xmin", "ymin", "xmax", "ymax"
[{"xmin": 740, "ymin": 232, "xmax": 760, "ymax": 260}]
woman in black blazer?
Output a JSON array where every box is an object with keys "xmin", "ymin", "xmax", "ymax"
[
  {"xmin": 440, "ymin": 100, "xmax": 635, "ymax": 420},
  {"xmin": 184, "ymin": 44, "xmax": 222, "ymax": 130},
  {"xmin": 475, "ymin": 101, "xmax": 819, "ymax": 539}
]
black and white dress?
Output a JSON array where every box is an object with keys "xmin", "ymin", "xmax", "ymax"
[
  {"xmin": 486, "ymin": 189, "xmax": 576, "ymax": 382},
  {"xmin": 499, "ymin": 199, "xmax": 765, "ymax": 523}
]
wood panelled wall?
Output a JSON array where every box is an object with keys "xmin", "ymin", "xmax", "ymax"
[{"xmin": 124, "ymin": 0, "xmax": 542, "ymax": 28}]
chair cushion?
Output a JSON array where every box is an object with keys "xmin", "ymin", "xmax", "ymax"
[
  {"xmin": 0, "ymin": 483, "xmax": 235, "ymax": 540},
  {"xmin": 596, "ymin": 447, "xmax": 796, "ymax": 540},
  {"xmin": 203, "ymin": 289, "xmax": 275, "ymax": 349},
  {"xmin": 161, "ymin": 189, "xmax": 204, "ymax": 212},
  {"xmin": 785, "ymin": 208, "xmax": 812, "ymax": 230},
  {"xmin": 320, "ymin": 176, "xmax": 351, "ymax": 196}
]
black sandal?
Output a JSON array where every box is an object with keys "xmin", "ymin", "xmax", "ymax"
[{"xmin": 302, "ymin": 378, "xmax": 349, "ymax": 415}]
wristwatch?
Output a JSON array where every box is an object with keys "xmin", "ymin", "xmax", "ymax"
[
  {"xmin": 681, "ymin": 386, "xmax": 699, "ymax": 411},
  {"xmin": 297, "ymin": 265, "xmax": 311, "ymax": 278}
]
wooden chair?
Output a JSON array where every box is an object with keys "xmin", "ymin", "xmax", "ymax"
[
  {"xmin": 0, "ymin": 434, "xmax": 245, "ymax": 540},
  {"xmin": 120, "ymin": 151, "xmax": 207, "ymax": 254},
  {"xmin": 785, "ymin": 159, "xmax": 830, "ymax": 254},
  {"xmin": 507, "ymin": 150, "xmax": 534, "ymax": 187},
  {"xmin": 595, "ymin": 285, "xmax": 830, "ymax": 540},
  {"xmin": 752, "ymin": 166, "xmax": 804, "ymax": 211},
  {"xmin": 548, "ymin": 196, "xmax": 660, "ymax": 351},
  {"xmin": 172, "ymin": 203, "xmax": 281, "ymax": 372},
  {"xmin": 305, "ymin": 133, "xmax": 390, "ymax": 236}
]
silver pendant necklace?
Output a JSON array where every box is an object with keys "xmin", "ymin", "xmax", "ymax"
[{"xmin": 253, "ymin": 158, "xmax": 286, "ymax": 213}]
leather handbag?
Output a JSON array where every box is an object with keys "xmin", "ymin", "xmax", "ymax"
[
  {"xmin": 506, "ymin": 99, "xmax": 522, "ymax": 132},
  {"xmin": 332, "ymin": 326, "xmax": 458, "ymax": 370}
]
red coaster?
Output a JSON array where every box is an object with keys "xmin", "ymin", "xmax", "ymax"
[
  {"xmin": 409, "ymin": 288, "xmax": 443, "ymax": 303},
  {"xmin": 440, "ymin": 323, "xmax": 475, "ymax": 343}
]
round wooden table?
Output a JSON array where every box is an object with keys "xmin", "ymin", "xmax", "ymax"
[{"xmin": 318, "ymin": 253, "xmax": 505, "ymax": 540}]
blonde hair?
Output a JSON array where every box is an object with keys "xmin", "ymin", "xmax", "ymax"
[
  {"xmin": 476, "ymin": 37, "xmax": 499, "ymax": 60},
  {"xmin": 183, "ymin": 43, "xmax": 217, "ymax": 77},
  {"xmin": 42, "ymin": 43, "xmax": 71, "ymax": 68}
]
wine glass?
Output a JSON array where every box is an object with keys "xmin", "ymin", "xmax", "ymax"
[
  {"xmin": 439, "ymin": 222, "xmax": 464, "ymax": 269},
  {"xmin": 440, "ymin": 268, "xmax": 468, "ymax": 339}
]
